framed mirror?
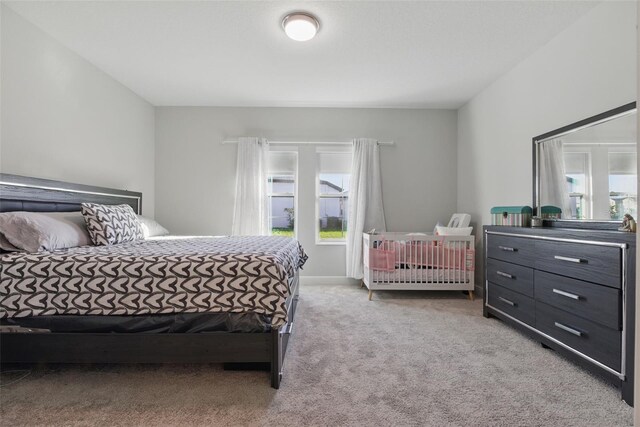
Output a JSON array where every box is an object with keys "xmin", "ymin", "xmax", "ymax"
[{"xmin": 533, "ymin": 102, "xmax": 637, "ymax": 229}]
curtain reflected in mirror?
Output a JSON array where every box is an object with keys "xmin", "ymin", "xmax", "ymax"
[
  {"xmin": 537, "ymin": 108, "xmax": 637, "ymax": 221},
  {"xmin": 539, "ymin": 139, "xmax": 572, "ymax": 218}
]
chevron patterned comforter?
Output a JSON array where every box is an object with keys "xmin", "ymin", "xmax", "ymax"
[{"xmin": 0, "ymin": 236, "xmax": 308, "ymax": 327}]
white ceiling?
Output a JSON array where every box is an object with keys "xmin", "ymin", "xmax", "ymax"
[{"xmin": 6, "ymin": 1, "xmax": 598, "ymax": 108}]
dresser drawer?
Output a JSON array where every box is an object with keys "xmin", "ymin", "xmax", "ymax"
[
  {"xmin": 487, "ymin": 283, "xmax": 535, "ymax": 326},
  {"xmin": 486, "ymin": 234, "xmax": 536, "ymax": 267},
  {"xmin": 536, "ymin": 302, "xmax": 621, "ymax": 371},
  {"xmin": 535, "ymin": 240, "xmax": 621, "ymax": 288},
  {"xmin": 487, "ymin": 258, "xmax": 534, "ymax": 297},
  {"xmin": 534, "ymin": 271, "xmax": 621, "ymax": 330}
]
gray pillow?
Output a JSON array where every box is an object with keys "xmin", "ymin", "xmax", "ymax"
[
  {"xmin": 137, "ymin": 215, "xmax": 170, "ymax": 238},
  {"xmin": 81, "ymin": 203, "xmax": 144, "ymax": 246},
  {"xmin": 0, "ymin": 232, "xmax": 22, "ymax": 252},
  {"xmin": 0, "ymin": 211, "xmax": 93, "ymax": 253}
]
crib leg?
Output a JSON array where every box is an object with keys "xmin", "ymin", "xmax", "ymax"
[
  {"xmin": 360, "ymin": 280, "xmax": 365, "ymax": 289},
  {"xmin": 468, "ymin": 290, "xmax": 475, "ymax": 301},
  {"xmin": 368, "ymin": 290, "xmax": 373, "ymax": 301}
]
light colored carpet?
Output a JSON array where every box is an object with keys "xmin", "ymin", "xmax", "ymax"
[{"xmin": 0, "ymin": 283, "xmax": 633, "ymax": 426}]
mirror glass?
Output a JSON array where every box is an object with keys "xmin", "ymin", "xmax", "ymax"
[{"xmin": 537, "ymin": 108, "xmax": 637, "ymax": 221}]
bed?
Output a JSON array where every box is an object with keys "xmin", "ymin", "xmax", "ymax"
[{"xmin": 0, "ymin": 174, "xmax": 306, "ymax": 388}]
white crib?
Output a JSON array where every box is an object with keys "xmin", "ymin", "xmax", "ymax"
[{"xmin": 362, "ymin": 232, "xmax": 475, "ymax": 300}]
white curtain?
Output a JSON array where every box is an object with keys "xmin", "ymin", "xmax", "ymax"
[
  {"xmin": 346, "ymin": 138, "xmax": 387, "ymax": 279},
  {"xmin": 231, "ymin": 137, "xmax": 269, "ymax": 236},
  {"xmin": 539, "ymin": 139, "xmax": 572, "ymax": 218}
]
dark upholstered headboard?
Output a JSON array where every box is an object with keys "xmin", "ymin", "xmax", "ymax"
[{"xmin": 0, "ymin": 174, "xmax": 142, "ymax": 214}]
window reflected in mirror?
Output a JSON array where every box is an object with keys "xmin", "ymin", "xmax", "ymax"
[{"xmin": 608, "ymin": 152, "xmax": 637, "ymax": 220}]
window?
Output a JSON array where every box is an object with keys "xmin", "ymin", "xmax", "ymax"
[
  {"xmin": 267, "ymin": 151, "xmax": 297, "ymax": 237},
  {"xmin": 317, "ymin": 150, "xmax": 351, "ymax": 243},
  {"xmin": 608, "ymin": 152, "xmax": 637, "ymax": 220}
]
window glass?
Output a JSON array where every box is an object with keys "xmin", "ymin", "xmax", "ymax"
[
  {"xmin": 267, "ymin": 152, "xmax": 297, "ymax": 237},
  {"xmin": 319, "ymin": 173, "xmax": 349, "ymax": 240},
  {"xmin": 317, "ymin": 150, "xmax": 351, "ymax": 242}
]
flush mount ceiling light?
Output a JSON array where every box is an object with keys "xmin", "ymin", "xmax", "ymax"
[{"xmin": 282, "ymin": 12, "xmax": 319, "ymax": 42}]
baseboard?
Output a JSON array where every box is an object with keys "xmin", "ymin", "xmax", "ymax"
[{"xmin": 299, "ymin": 276, "xmax": 360, "ymax": 286}]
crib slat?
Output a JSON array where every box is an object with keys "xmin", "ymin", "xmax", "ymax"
[
  {"xmin": 459, "ymin": 240, "xmax": 462, "ymax": 284},
  {"xmin": 405, "ymin": 238, "xmax": 408, "ymax": 285},
  {"xmin": 449, "ymin": 240, "xmax": 452, "ymax": 284}
]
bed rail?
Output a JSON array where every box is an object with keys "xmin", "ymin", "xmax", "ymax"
[{"xmin": 362, "ymin": 232, "xmax": 475, "ymax": 300}]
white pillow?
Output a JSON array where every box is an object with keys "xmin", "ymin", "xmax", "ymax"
[
  {"xmin": 435, "ymin": 225, "xmax": 473, "ymax": 236},
  {"xmin": 137, "ymin": 215, "xmax": 170, "ymax": 238}
]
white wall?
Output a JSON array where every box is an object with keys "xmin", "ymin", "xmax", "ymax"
[
  {"xmin": 0, "ymin": 5, "xmax": 155, "ymax": 216},
  {"xmin": 457, "ymin": 1, "xmax": 637, "ymax": 289},
  {"xmin": 155, "ymin": 107, "xmax": 458, "ymax": 276}
]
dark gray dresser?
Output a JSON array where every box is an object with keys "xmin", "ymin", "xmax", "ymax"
[{"xmin": 483, "ymin": 226, "xmax": 636, "ymax": 405}]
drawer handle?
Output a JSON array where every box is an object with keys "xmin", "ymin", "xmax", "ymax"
[
  {"xmin": 554, "ymin": 322, "xmax": 582, "ymax": 337},
  {"xmin": 496, "ymin": 271, "xmax": 514, "ymax": 279},
  {"xmin": 498, "ymin": 246, "xmax": 517, "ymax": 252},
  {"xmin": 498, "ymin": 296, "xmax": 516, "ymax": 306},
  {"xmin": 554, "ymin": 255, "xmax": 584, "ymax": 264},
  {"xmin": 552, "ymin": 288, "xmax": 580, "ymax": 300}
]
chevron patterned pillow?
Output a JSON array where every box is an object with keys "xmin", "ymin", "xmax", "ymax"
[{"xmin": 81, "ymin": 203, "xmax": 144, "ymax": 246}]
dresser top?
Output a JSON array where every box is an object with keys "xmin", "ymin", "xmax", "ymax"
[{"xmin": 484, "ymin": 225, "xmax": 636, "ymax": 246}]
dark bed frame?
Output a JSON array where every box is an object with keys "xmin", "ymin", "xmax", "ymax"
[{"xmin": 0, "ymin": 173, "xmax": 298, "ymax": 388}]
